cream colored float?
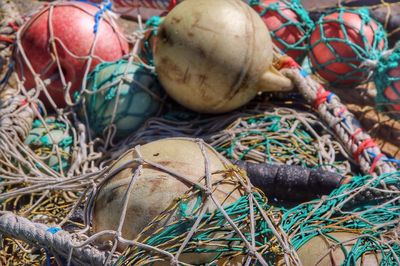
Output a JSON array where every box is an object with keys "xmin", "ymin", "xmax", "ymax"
[
  {"xmin": 92, "ymin": 138, "xmax": 244, "ymax": 264},
  {"xmin": 296, "ymin": 232, "xmax": 381, "ymax": 265},
  {"xmin": 154, "ymin": 0, "xmax": 293, "ymax": 113}
]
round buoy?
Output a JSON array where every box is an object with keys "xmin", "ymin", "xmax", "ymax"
[
  {"xmin": 24, "ymin": 117, "xmax": 72, "ymax": 174},
  {"xmin": 297, "ymin": 232, "xmax": 381, "ymax": 265},
  {"xmin": 92, "ymin": 138, "xmax": 243, "ymax": 263},
  {"xmin": 82, "ymin": 60, "xmax": 162, "ymax": 139},
  {"xmin": 373, "ymin": 46, "xmax": 400, "ymax": 113},
  {"xmin": 14, "ymin": 2, "xmax": 129, "ymax": 108},
  {"xmin": 308, "ymin": 9, "xmax": 386, "ymax": 85},
  {"xmin": 252, "ymin": 0, "xmax": 313, "ymax": 63},
  {"xmin": 154, "ymin": 0, "xmax": 293, "ymax": 113},
  {"xmin": 383, "ymin": 66, "xmax": 400, "ymax": 111}
]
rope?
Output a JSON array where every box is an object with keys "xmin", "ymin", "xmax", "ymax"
[
  {"xmin": 0, "ymin": 1, "xmax": 398, "ymax": 264},
  {"xmin": 278, "ymin": 56, "xmax": 396, "ymax": 175},
  {"xmin": 0, "ymin": 212, "xmax": 111, "ymax": 265}
]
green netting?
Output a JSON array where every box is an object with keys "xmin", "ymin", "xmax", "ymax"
[
  {"xmin": 309, "ymin": 8, "xmax": 387, "ymax": 85},
  {"xmin": 209, "ymin": 112, "xmax": 353, "ymax": 176},
  {"xmin": 24, "ymin": 117, "xmax": 72, "ymax": 173},
  {"xmin": 82, "ymin": 59, "xmax": 163, "ymax": 139},
  {"xmin": 373, "ymin": 44, "xmax": 400, "ymax": 116},
  {"xmin": 248, "ymin": 0, "xmax": 314, "ymax": 63},
  {"xmin": 281, "ymin": 171, "xmax": 400, "ymax": 265},
  {"xmin": 139, "ymin": 16, "xmax": 161, "ymax": 67},
  {"xmin": 116, "ymin": 170, "xmax": 283, "ymax": 265},
  {"xmin": 117, "ymin": 168, "xmax": 400, "ymax": 265}
]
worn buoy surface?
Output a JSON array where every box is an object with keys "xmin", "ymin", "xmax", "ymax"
[
  {"xmin": 15, "ymin": 2, "xmax": 129, "ymax": 107},
  {"xmin": 154, "ymin": 0, "xmax": 292, "ymax": 113}
]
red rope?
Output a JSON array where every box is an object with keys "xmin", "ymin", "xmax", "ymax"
[
  {"xmin": 313, "ymin": 86, "xmax": 330, "ymax": 108},
  {"xmin": 168, "ymin": 0, "xmax": 177, "ymax": 11},
  {"xmin": 369, "ymin": 153, "xmax": 384, "ymax": 174},
  {"xmin": 0, "ymin": 35, "xmax": 13, "ymax": 43},
  {"xmin": 350, "ymin": 128, "xmax": 362, "ymax": 146},
  {"xmin": 334, "ymin": 106, "xmax": 346, "ymax": 117},
  {"xmin": 275, "ymin": 56, "xmax": 299, "ymax": 70},
  {"xmin": 353, "ymin": 138, "xmax": 377, "ymax": 163},
  {"xmin": 8, "ymin": 22, "xmax": 19, "ymax": 32}
]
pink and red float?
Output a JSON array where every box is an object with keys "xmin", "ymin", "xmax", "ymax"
[
  {"xmin": 14, "ymin": 1, "xmax": 129, "ymax": 108},
  {"xmin": 308, "ymin": 10, "xmax": 386, "ymax": 85}
]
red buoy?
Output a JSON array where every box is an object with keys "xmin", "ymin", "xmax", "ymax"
[
  {"xmin": 253, "ymin": 0, "xmax": 310, "ymax": 62},
  {"xmin": 309, "ymin": 10, "xmax": 385, "ymax": 85},
  {"xmin": 384, "ymin": 66, "xmax": 400, "ymax": 111},
  {"xmin": 15, "ymin": 2, "xmax": 129, "ymax": 108}
]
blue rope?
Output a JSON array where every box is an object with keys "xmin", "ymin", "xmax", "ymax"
[
  {"xmin": 75, "ymin": 0, "xmax": 113, "ymax": 34},
  {"xmin": 326, "ymin": 92, "xmax": 335, "ymax": 103},
  {"xmin": 300, "ymin": 68, "xmax": 309, "ymax": 78},
  {"xmin": 367, "ymin": 151, "xmax": 400, "ymax": 167},
  {"xmin": 93, "ymin": 0, "xmax": 113, "ymax": 34}
]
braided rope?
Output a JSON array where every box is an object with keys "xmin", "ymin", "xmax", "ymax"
[
  {"xmin": 279, "ymin": 57, "xmax": 396, "ymax": 175},
  {"xmin": 0, "ymin": 212, "xmax": 111, "ymax": 265}
]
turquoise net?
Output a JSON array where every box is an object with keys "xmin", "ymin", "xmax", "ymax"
[
  {"xmin": 373, "ymin": 44, "xmax": 400, "ymax": 117},
  {"xmin": 308, "ymin": 8, "xmax": 387, "ymax": 85},
  {"xmin": 24, "ymin": 117, "xmax": 72, "ymax": 173},
  {"xmin": 139, "ymin": 16, "xmax": 161, "ymax": 67},
  {"xmin": 281, "ymin": 171, "xmax": 400, "ymax": 265},
  {"xmin": 117, "ymin": 169, "xmax": 400, "ymax": 265},
  {"xmin": 82, "ymin": 59, "xmax": 162, "ymax": 140},
  {"xmin": 248, "ymin": 0, "xmax": 314, "ymax": 63}
]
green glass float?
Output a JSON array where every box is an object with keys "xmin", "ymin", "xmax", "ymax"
[
  {"xmin": 82, "ymin": 60, "xmax": 163, "ymax": 139},
  {"xmin": 24, "ymin": 117, "xmax": 72, "ymax": 173}
]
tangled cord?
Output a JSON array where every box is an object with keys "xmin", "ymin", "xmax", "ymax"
[{"xmin": 0, "ymin": 1, "xmax": 398, "ymax": 265}]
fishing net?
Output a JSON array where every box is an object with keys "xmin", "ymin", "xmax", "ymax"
[
  {"xmin": 304, "ymin": 0, "xmax": 400, "ymax": 48},
  {"xmin": 281, "ymin": 170, "xmax": 400, "ymax": 265},
  {"xmin": 0, "ymin": 0, "xmax": 398, "ymax": 265},
  {"xmin": 248, "ymin": 0, "xmax": 314, "ymax": 63},
  {"xmin": 373, "ymin": 44, "xmax": 400, "ymax": 117},
  {"xmin": 208, "ymin": 109, "xmax": 353, "ymax": 176},
  {"xmin": 308, "ymin": 7, "xmax": 387, "ymax": 85},
  {"xmin": 138, "ymin": 15, "xmax": 160, "ymax": 66},
  {"xmin": 81, "ymin": 59, "xmax": 164, "ymax": 144}
]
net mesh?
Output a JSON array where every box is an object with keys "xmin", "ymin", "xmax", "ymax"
[
  {"xmin": 81, "ymin": 59, "xmax": 164, "ymax": 143},
  {"xmin": 0, "ymin": 0, "xmax": 398, "ymax": 265},
  {"xmin": 248, "ymin": 0, "xmax": 314, "ymax": 63},
  {"xmin": 305, "ymin": 0, "xmax": 400, "ymax": 48},
  {"xmin": 308, "ymin": 7, "xmax": 387, "ymax": 85},
  {"xmin": 374, "ymin": 44, "xmax": 400, "ymax": 117}
]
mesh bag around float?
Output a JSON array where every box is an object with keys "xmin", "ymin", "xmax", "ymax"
[
  {"xmin": 305, "ymin": 0, "xmax": 400, "ymax": 47},
  {"xmin": 308, "ymin": 7, "xmax": 387, "ymax": 85},
  {"xmin": 373, "ymin": 44, "xmax": 400, "ymax": 117},
  {"xmin": 80, "ymin": 59, "xmax": 164, "ymax": 148},
  {"xmin": 0, "ymin": 0, "xmax": 398, "ymax": 265},
  {"xmin": 280, "ymin": 170, "xmax": 400, "ymax": 265},
  {"xmin": 248, "ymin": 0, "xmax": 314, "ymax": 63}
]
